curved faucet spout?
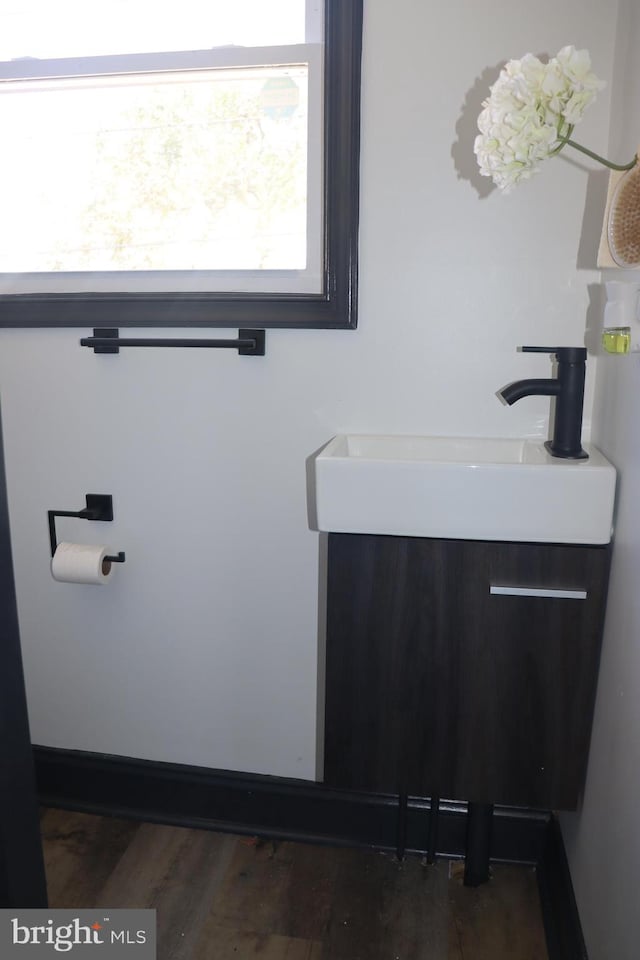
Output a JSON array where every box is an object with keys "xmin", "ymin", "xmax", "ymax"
[
  {"xmin": 500, "ymin": 378, "xmax": 561, "ymax": 406},
  {"xmin": 500, "ymin": 346, "xmax": 588, "ymax": 459}
]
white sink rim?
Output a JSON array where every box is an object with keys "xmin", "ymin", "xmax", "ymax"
[
  {"xmin": 314, "ymin": 434, "xmax": 617, "ymax": 545},
  {"xmin": 326, "ymin": 433, "xmax": 610, "ymax": 468}
]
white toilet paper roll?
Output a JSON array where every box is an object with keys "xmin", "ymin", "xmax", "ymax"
[{"xmin": 51, "ymin": 542, "xmax": 115, "ymax": 585}]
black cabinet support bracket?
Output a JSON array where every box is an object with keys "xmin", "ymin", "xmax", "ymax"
[{"xmin": 464, "ymin": 802, "xmax": 494, "ymax": 886}]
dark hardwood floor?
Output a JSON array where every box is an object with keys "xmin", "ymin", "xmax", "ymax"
[{"xmin": 41, "ymin": 808, "xmax": 549, "ymax": 959}]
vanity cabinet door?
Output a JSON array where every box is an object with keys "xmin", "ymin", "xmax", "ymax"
[
  {"xmin": 440, "ymin": 539, "xmax": 611, "ymax": 808},
  {"xmin": 324, "ymin": 534, "xmax": 467, "ymax": 794},
  {"xmin": 323, "ymin": 534, "xmax": 611, "ymax": 810}
]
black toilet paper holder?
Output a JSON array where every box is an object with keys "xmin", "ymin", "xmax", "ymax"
[{"xmin": 48, "ymin": 494, "xmax": 126, "ymax": 563}]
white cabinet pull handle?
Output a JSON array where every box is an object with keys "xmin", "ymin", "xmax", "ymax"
[{"xmin": 490, "ymin": 585, "xmax": 587, "ymax": 600}]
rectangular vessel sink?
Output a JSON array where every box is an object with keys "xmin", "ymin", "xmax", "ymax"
[{"xmin": 314, "ymin": 434, "xmax": 616, "ymax": 544}]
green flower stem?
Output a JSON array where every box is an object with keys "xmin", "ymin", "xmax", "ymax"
[{"xmin": 559, "ymin": 137, "xmax": 637, "ymax": 171}]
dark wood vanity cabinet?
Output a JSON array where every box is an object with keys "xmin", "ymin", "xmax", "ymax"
[{"xmin": 324, "ymin": 533, "xmax": 611, "ymax": 810}]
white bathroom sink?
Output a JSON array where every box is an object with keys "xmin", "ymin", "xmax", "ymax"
[{"xmin": 314, "ymin": 434, "xmax": 616, "ymax": 544}]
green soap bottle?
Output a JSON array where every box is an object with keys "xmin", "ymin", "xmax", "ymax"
[{"xmin": 602, "ymin": 326, "xmax": 632, "ymax": 354}]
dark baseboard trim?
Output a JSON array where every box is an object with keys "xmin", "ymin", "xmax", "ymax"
[
  {"xmin": 35, "ymin": 747, "xmax": 588, "ymax": 957},
  {"xmin": 34, "ymin": 746, "xmax": 549, "ymax": 865},
  {"xmin": 537, "ymin": 815, "xmax": 589, "ymax": 960}
]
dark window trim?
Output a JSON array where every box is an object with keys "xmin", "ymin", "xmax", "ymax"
[{"xmin": 0, "ymin": 0, "xmax": 362, "ymax": 330}]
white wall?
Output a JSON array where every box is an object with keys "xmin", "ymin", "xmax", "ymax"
[
  {"xmin": 0, "ymin": 1, "xmax": 618, "ymax": 782},
  {"xmin": 561, "ymin": 2, "xmax": 640, "ymax": 958}
]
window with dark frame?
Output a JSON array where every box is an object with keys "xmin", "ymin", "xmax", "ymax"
[{"xmin": 0, "ymin": 0, "xmax": 362, "ymax": 329}]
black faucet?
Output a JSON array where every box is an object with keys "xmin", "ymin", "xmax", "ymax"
[{"xmin": 499, "ymin": 346, "xmax": 588, "ymax": 460}]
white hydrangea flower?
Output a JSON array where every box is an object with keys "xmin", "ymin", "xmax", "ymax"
[{"xmin": 473, "ymin": 46, "xmax": 606, "ymax": 191}]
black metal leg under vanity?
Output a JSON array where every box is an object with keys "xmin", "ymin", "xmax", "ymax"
[
  {"xmin": 398, "ymin": 793, "xmax": 439, "ymax": 864},
  {"xmin": 426, "ymin": 796, "xmax": 440, "ymax": 864},
  {"xmin": 464, "ymin": 802, "xmax": 494, "ymax": 886},
  {"xmin": 396, "ymin": 792, "xmax": 408, "ymax": 861}
]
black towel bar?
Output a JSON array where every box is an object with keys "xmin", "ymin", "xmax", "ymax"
[{"xmin": 80, "ymin": 328, "xmax": 266, "ymax": 356}]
